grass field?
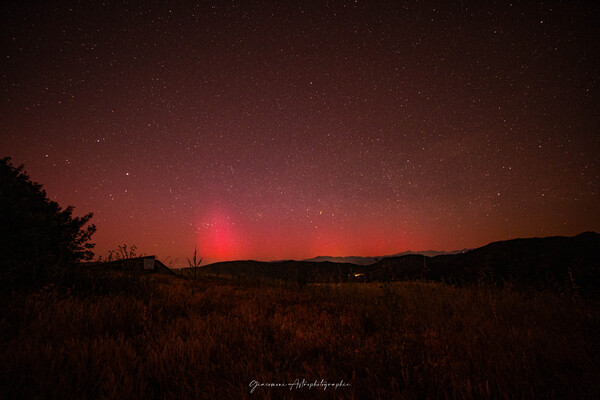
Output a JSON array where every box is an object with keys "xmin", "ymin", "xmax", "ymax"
[{"xmin": 1, "ymin": 269, "xmax": 599, "ymax": 399}]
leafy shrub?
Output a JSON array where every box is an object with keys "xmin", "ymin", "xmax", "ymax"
[{"xmin": 0, "ymin": 157, "xmax": 96, "ymax": 286}]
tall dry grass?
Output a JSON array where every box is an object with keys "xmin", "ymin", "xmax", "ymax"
[{"xmin": 0, "ymin": 271, "xmax": 599, "ymax": 399}]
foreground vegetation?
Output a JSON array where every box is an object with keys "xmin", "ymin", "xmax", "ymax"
[
  {"xmin": 1, "ymin": 269, "xmax": 599, "ymax": 399},
  {"xmin": 1, "ymin": 157, "xmax": 96, "ymax": 289}
]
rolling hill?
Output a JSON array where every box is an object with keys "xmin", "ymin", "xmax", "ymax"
[
  {"xmin": 369, "ymin": 231, "xmax": 599, "ymax": 287},
  {"xmin": 190, "ymin": 232, "xmax": 600, "ymax": 296},
  {"xmin": 302, "ymin": 249, "xmax": 468, "ymax": 265}
]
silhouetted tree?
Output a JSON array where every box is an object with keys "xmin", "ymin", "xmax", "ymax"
[
  {"xmin": 0, "ymin": 157, "xmax": 96, "ymax": 284},
  {"xmin": 116, "ymin": 244, "xmax": 138, "ymax": 260},
  {"xmin": 102, "ymin": 244, "xmax": 140, "ymax": 262}
]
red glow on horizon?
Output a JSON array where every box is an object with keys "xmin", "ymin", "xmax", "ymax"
[
  {"xmin": 1, "ymin": 1, "xmax": 598, "ymax": 267},
  {"xmin": 187, "ymin": 206, "xmax": 444, "ymax": 264},
  {"xmin": 196, "ymin": 209, "xmax": 242, "ymax": 261}
]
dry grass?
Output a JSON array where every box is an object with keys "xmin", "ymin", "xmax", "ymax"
[{"xmin": 1, "ymin": 271, "xmax": 599, "ymax": 399}]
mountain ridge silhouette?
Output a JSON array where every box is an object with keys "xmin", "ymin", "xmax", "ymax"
[
  {"xmin": 194, "ymin": 232, "xmax": 600, "ymax": 296},
  {"xmin": 302, "ymin": 249, "xmax": 469, "ymax": 265}
]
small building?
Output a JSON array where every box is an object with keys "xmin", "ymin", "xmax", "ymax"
[{"xmin": 88, "ymin": 255, "xmax": 175, "ymax": 274}]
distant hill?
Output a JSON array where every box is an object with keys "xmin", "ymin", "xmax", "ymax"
[
  {"xmin": 303, "ymin": 249, "xmax": 469, "ymax": 265},
  {"xmin": 302, "ymin": 255, "xmax": 378, "ymax": 265},
  {"xmin": 368, "ymin": 231, "xmax": 600, "ymax": 296},
  {"xmin": 190, "ymin": 232, "xmax": 600, "ymax": 296},
  {"xmin": 195, "ymin": 259, "xmax": 365, "ymax": 283}
]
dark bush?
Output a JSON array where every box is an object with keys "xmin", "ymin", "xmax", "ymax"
[{"xmin": 0, "ymin": 157, "xmax": 96, "ymax": 286}]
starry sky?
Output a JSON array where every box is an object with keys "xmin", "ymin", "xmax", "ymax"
[{"xmin": 1, "ymin": 1, "xmax": 599, "ymax": 265}]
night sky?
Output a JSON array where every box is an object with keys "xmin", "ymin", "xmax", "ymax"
[{"xmin": 1, "ymin": 1, "xmax": 598, "ymax": 265}]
